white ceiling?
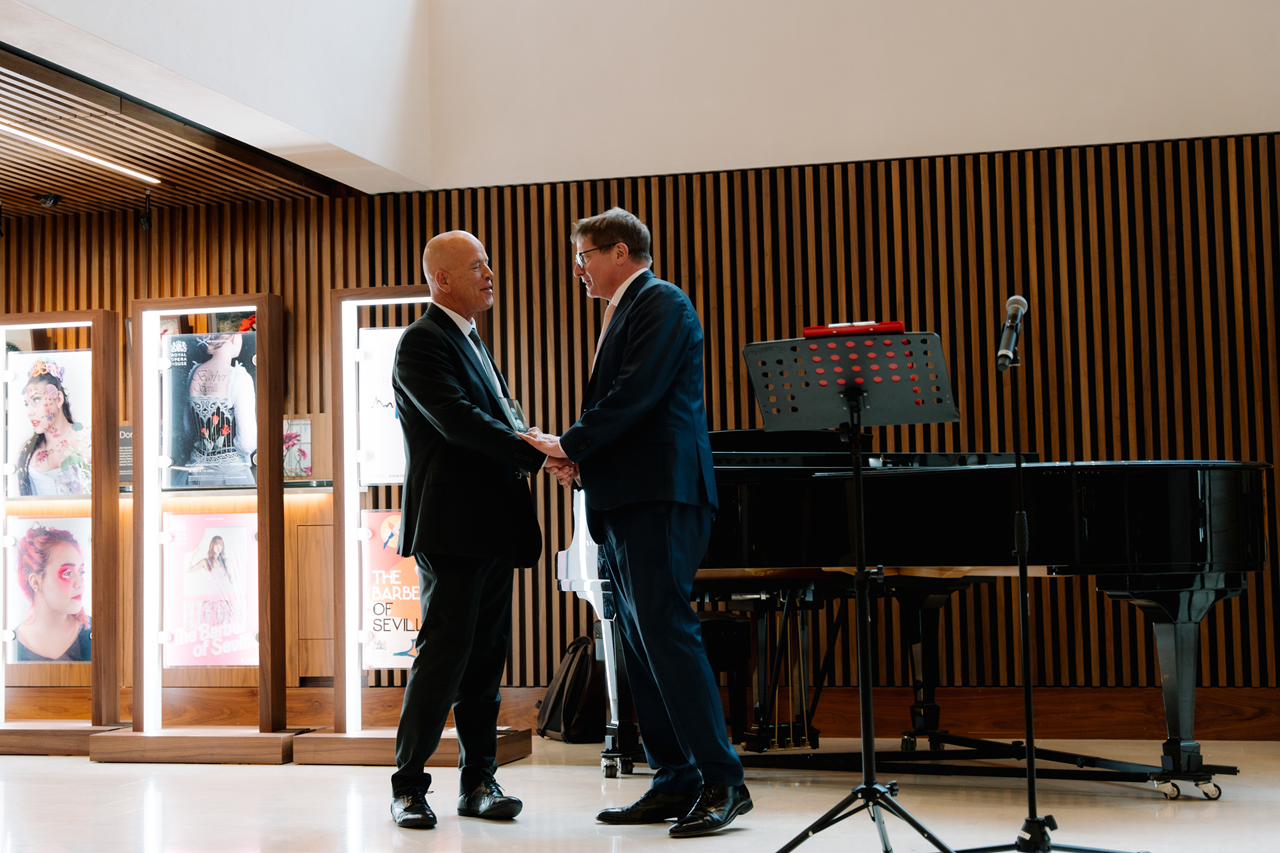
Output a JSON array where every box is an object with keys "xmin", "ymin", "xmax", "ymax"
[{"xmin": 4, "ymin": 0, "xmax": 1279, "ymax": 194}]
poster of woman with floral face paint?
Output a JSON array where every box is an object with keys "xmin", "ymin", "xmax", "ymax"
[{"xmin": 5, "ymin": 351, "xmax": 94, "ymax": 498}]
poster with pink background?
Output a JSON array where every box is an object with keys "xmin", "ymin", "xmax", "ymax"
[{"xmin": 162, "ymin": 512, "xmax": 258, "ymax": 667}]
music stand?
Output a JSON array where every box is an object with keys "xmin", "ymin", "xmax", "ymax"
[{"xmin": 744, "ymin": 331, "xmax": 961, "ymax": 853}]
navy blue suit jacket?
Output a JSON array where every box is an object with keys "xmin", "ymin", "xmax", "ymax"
[
  {"xmin": 560, "ymin": 271, "xmax": 717, "ymax": 534},
  {"xmin": 392, "ymin": 304, "xmax": 545, "ymax": 566}
]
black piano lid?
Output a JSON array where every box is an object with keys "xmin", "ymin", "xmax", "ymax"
[
  {"xmin": 704, "ymin": 432, "xmax": 1270, "ymax": 576},
  {"xmin": 710, "ymin": 428, "xmax": 1035, "ymax": 470}
]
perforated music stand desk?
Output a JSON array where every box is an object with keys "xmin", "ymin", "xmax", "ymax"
[
  {"xmin": 742, "ymin": 330, "xmax": 960, "ymax": 853},
  {"xmin": 743, "ymin": 332, "xmax": 959, "ymax": 430}
]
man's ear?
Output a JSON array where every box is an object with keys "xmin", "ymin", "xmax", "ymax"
[
  {"xmin": 433, "ymin": 269, "xmax": 452, "ymax": 293},
  {"xmin": 613, "ymin": 242, "xmax": 630, "ymax": 266}
]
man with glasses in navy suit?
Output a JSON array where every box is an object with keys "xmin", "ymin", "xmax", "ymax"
[{"xmin": 523, "ymin": 208, "xmax": 751, "ymax": 837}]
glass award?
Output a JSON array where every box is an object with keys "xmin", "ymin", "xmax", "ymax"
[{"xmin": 500, "ymin": 398, "xmax": 528, "ymax": 433}]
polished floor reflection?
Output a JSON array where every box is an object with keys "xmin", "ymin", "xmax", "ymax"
[{"xmin": 0, "ymin": 738, "xmax": 1275, "ymax": 852}]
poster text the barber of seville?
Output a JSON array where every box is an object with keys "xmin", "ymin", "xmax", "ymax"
[{"xmin": 361, "ymin": 510, "xmax": 419, "ymax": 669}]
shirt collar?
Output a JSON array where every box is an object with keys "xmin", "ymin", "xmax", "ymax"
[
  {"xmin": 609, "ymin": 268, "xmax": 648, "ymax": 307},
  {"xmin": 436, "ymin": 302, "xmax": 478, "ymax": 338}
]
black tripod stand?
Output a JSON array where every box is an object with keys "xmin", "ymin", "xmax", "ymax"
[{"xmin": 777, "ymin": 385, "xmax": 957, "ymax": 853}]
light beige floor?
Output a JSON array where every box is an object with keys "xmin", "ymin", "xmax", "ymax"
[{"xmin": 0, "ymin": 737, "xmax": 1275, "ymax": 852}]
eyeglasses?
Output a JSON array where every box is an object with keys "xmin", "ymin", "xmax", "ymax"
[{"xmin": 574, "ymin": 243, "xmax": 618, "ymax": 267}]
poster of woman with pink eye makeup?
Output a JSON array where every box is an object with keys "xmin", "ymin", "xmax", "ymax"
[
  {"xmin": 4, "ymin": 516, "xmax": 93, "ymax": 664},
  {"xmin": 5, "ymin": 350, "xmax": 94, "ymax": 498}
]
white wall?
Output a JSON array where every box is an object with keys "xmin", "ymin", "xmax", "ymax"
[
  {"xmin": 427, "ymin": 0, "xmax": 1280, "ymax": 187},
  {"xmin": 4, "ymin": 1, "xmax": 1279, "ymax": 192}
]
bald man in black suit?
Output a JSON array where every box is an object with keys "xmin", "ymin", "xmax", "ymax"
[{"xmin": 389, "ymin": 230, "xmax": 562, "ymax": 829}]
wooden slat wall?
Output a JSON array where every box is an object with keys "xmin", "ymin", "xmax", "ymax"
[{"xmin": 3, "ymin": 133, "xmax": 1276, "ymax": 692}]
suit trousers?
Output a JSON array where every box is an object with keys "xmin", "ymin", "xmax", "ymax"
[
  {"xmin": 598, "ymin": 500, "xmax": 744, "ymax": 793},
  {"xmin": 392, "ymin": 550, "xmax": 514, "ymax": 795}
]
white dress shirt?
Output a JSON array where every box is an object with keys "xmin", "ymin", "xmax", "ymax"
[{"xmin": 436, "ymin": 303, "xmax": 505, "ymax": 402}]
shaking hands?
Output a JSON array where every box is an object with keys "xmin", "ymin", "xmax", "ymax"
[{"xmin": 523, "ymin": 427, "xmax": 577, "ymax": 487}]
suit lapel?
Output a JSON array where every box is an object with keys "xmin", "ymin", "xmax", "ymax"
[
  {"xmin": 586, "ymin": 271, "xmax": 653, "ymax": 398},
  {"xmin": 426, "ymin": 304, "xmax": 506, "ymax": 411}
]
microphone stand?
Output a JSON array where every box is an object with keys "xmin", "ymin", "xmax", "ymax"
[{"xmin": 956, "ymin": 323, "xmax": 1142, "ymax": 853}]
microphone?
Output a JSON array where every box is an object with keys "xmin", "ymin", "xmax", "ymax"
[{"xmin": 996, "ymin": 295, "xmax": 1028, "ymax": 371}]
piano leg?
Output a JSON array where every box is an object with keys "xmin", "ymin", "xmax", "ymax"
[
  {"xmin": 893, "ymin": 580, "xmax": 980, "ymax": 750},
  {"xmin": 1106, "ymin": 580, "xmax": 1245, "ymax": 797},
  {"xmin": 898, "ymin": 588, "xmax": 948, "ymax": 744},
  {"xmin": 1150, "ymin": 619, "xmax": 1202, "ymax": 774}
]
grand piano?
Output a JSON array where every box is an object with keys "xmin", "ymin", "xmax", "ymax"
[{"xmin": 557, "ymin": 428, "xmax": 1271, "ymax": 798}]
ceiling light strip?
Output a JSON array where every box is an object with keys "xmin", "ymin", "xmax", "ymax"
[{"xmin": 0, "ymin": 121, "xmax": 161, "ymax": 185}]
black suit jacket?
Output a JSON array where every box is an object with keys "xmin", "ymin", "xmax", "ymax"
[
  {"xmin": 392, "ymin": 304, "xmax": 545, "ymax": 566},
  {"xmin": 560, "ymin": 271, "xmax": 717, "ymax": 534}
]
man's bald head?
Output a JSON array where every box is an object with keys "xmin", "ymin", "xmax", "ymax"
[{"xmin": 421, "ymin": 231, "xmax": 495, "ymax": 321}]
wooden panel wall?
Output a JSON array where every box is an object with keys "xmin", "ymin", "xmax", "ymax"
[{"xmin": 3, "ymin": 133, "xmax": 1276, "ymax": 693}]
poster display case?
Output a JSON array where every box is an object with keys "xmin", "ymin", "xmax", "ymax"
[
  {"xmin": 0, "ymin": 310, "xmax": 124, "ymax": 754},
  {"xmin": 329, "ymin": 286, "xmax": 432, "ymax": 738},
  {"xmin": 93, "ymin": 294, "xmax": 291, "ymax": 764}
]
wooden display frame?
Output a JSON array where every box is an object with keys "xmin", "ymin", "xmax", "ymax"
[
  {"xmin": 98, "ymin": 295, "xmax": 292, "ymax": 763},
  {"xmin": 0, "ymin": 310, "xmax": 126, "ymax": 753},
  {"xmin": 294, "ymin": 285, "xmax": 529, "ymax": 766}
]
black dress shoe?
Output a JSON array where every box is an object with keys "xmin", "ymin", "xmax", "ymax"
[
  {"xmin": 391, "ymin": 789, "xmax": 437, "ymax": 829},
  {"xmin": 669, "ymin": 783, "xmax": 752, "ymax": 837},
  {"xmin": 597, "ymin": 788, "xmax": 699, "ymax": 824},
  {"xmin": 458, "ymin": 779, "xmax": 523, "ymax": 819}
]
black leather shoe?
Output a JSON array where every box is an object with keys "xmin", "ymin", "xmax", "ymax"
[
  {"xmin": 391, "ymin": 789, "xmax": 437, "ymax": 829},
  {"xmin": 669, "ymin": 783, "xmax": 752, "ymax": 837},
  {"xmin": 597, "ymin": 788, "xmax": 699, "ymax": 824},
  {"xmin": 458, "ymin": 779, "xmax": 523, "ymax": 819}
]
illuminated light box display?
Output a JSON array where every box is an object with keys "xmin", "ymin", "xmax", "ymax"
[
  {"xmin": 4, "ymin": 516, "xmax": 93, "ymax": 664},
  {"xmin": 360, "ymin": 510, "xmax": 418, "ymax": 670},
  {"xmin": 161, "ymin": 512, "xmax": 258, "ymax": 667},
  {"xmin": 356, "ymin": 326, "xmax": 408, "ymax": 486},
  {"xmin": 162, "ymin": 332, "xmax": 259, "ymax": 489},
  {"xmin": 5, "ymin": 349, "xmax": 94, "ymax": 498}
]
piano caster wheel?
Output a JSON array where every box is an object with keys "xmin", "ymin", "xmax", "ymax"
[
  {"xmin": 620, "ymin": 757, "xmax": 634, "ymax": 775},
  {"xmin": 928, "ymin": 737, "xmax": 946, "ymax": 751},
  {"xmin": 901, "ymin": 734, "xmax": 917, "ymax": 752},
  {"xmin": 1154, "ymin": 780, "xmax": 1181, "ymax": 800},
  {"xmin": 602, "ymin": 758, "xmax": 619, "ymax": 779},
  {"xmin": 1195, "ymin": 781, "xmax": 1222, "ymax": 801}
]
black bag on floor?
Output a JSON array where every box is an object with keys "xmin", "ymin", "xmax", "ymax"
[{"xmin": 535, "ymin": 635, "xmax": 606, "ymax": 743}]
